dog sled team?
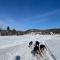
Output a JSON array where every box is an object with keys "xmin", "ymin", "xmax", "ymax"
[{"xmin": 28, "ymin": 41, "xmax": 54, "ymax": 60}]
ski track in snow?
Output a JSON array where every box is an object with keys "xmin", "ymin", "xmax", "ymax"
[{"xmin": 0, "ymin": 34, "xmax": 60, "ymax": 60}]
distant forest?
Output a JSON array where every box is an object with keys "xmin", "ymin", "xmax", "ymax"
[{"xmin": 0, "ymin": 26, "xmax": 60, "ymax": 36}]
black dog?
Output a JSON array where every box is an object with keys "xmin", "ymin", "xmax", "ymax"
[
  {"xmin": 35, "ymin": 41, "xmax": 40, "ymax": 47},
  {"xmin": 29, "ymin": 41, "xmax": 33, "ymax": 47},
  {"xmin": 33, "ymin": 41, "xmax": 40, "ymax": 54},
  {"xmin": 33, "ymin": 45, "xmax": 39, "ymax": 51},
  {"xmin": 40, "ymin": 44, "xmax": 46, "ymax": 52},
  {"xmin": 40, "ymin": 44, "xmax": 46, "ymax": 49}
]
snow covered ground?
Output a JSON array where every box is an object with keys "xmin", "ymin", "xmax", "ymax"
[
  {"xmin": 46, "ymin": 35, "xmax": 60, "ymax": 60},
  {"xmin": 0, "ymin": 34, "xmax": 60, "ymax": 60}
]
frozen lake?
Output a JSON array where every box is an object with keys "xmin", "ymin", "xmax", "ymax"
[{"xmin": 0, "ymin": 34, "xmax": 60, "ymax": 60}]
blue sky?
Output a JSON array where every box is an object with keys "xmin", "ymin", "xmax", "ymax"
[{"xmin": 0, "ymin": 0, "xmax": 60, "ymax": 30}]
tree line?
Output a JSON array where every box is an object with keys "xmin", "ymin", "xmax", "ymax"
[
  {"xmin": 0, "ymin": 26, "xmax": 60, "ymax": 36},
  {"xmin": 0, "ymin": 26, "xmax": 24, "ymax": 36}
]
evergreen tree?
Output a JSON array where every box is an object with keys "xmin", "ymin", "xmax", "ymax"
[{"xmin": 7, "ymin": 26, "xmax": 10, "ymax": 31}]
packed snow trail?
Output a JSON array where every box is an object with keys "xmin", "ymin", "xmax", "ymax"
[
  {"xmin": 44, "ymin": 42, "xmax": 56, "ymax": 60},
  {"xmin": 21, "ymin": 42, "xmax": 55, "ymax": 60}
]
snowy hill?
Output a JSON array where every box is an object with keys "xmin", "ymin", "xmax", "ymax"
[{"xmin": 0, "ymin": 34, "xmax": 60, "ymax": 60}]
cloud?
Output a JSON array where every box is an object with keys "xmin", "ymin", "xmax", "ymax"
[
  {"xmin": 0, "ymin": 16, "xmax": 17, "ymax": 29},
  {"xmin": 0, "ymin": 16, "xmax": 23, "ymax": 30},
  {"xmin": 27, "ymin": 9, "xmax": 60, "ymax": 23},
  {"xmin": 19, "ymin": 9, "xmax": 60, "ymax": 24},
  {"xmin": 0, "ymin": 20, "xmax": 8, "ymax": 29},
  {"xmin": 0, "ymin": 9, "xmax": 60, "ymax": 30},
  {"xmin": 40, "ymin": 9, "xmax": 60, "ymax": 17}
]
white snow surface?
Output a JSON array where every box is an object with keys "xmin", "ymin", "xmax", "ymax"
[{"xmin": 0, "ymin": 34, "xmax": 60, "ymax": 60}]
